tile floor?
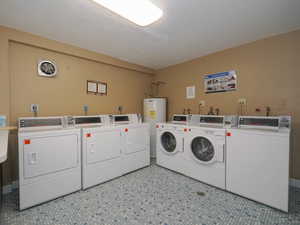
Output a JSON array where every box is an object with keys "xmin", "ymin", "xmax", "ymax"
[{"xmin": 1, "ymin": 163, "xmax": 300, "ymax": 225}]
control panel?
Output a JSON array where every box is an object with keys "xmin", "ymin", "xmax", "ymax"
[
  {"xmin": 112, "ymin": 114, "xmax": 139, "ymax": 124},
  {"xmin": 194, "ymin": 115, "xmax": 238, "ymax": 128},
  {"xmin": 18, "ymin": 117, "xmax": 64, "ymax": 131},
  {"xmin": 238, "ymin": 116, "xmax": 291, "ymax": 131},
  {"xmin": 172, "ymin": 114, "xmax": 192, "ymax": 124}
]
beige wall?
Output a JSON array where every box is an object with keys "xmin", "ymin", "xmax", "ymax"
[
  {"xmin": 1, "ymin": 25, "xmax": 300, "ymax": 186},
  {"xmin": 9, "ymin": 42, "xmax": 152, "ymax": 122},
  {"xmin": 155, "ymin": 29, "xmax": 300, "ymax": 179},
  {"xmin": 0, "ymin": 26, "xmax": 154, "ymax": 185}
]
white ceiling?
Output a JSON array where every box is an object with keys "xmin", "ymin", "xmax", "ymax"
[{"xmin": 0, "ymin": 0, "xmax": 300, "ymax": 69}]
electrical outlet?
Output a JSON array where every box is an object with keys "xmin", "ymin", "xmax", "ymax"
[
  {"xmin": 118, "ymin": 106, "xmax": 123, "ymax": 114},
  {"xmin": 30, "ymin": 104, "xmax": 39, "ymax": 113},
  {"xmin": 199, "ymin": 100, "xmax": 205, "ymax": 106},
  {"xmin": 238, "ymin": 98, "xmax": 247, "ymax": 105},
  {"xmin": 83, "ymin": 105, "xmax": 89, "ymax": 113}
]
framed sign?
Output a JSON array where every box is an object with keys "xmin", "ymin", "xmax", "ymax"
[
  {"xmin": 204, "ymin": 70, "xmax": 237, "ymax": 94},
  {"xmin": 97, "ymin": 82, "xmax": 107, "ymax": 95},
  {"xmin": 186, "ymin": 86, "xmax": 195, "ymax": 99},
  {"xmin": 87, "ymin": 80, "xmax": 107, "ymax": 95}
]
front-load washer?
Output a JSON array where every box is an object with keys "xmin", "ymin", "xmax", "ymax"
[
  {"xmin": 226, "ymin": 116, "xmax": 291, "ymax": 212},
  {"xmin": 111, "ymin": 114, "xmax": 150, "ymax": 174},
  {"xmin": 73, "ymin": 115, "xmax": 121, "ymax": 190},
  {"xmin": 156, "ymin": 114, "xmax": 194, "ymax": 174},
  {"xmin": 156, "ymin": 123, "xmax": 186, "ymax": 174},
  {"xmin": 18, "ymin": 116, "xmax": 81, "ymax": 210},
  {"xmin": 183, "ymin": 115, "xmax": 237, "ymax": 189}
]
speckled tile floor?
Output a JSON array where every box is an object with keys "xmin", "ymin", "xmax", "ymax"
[{"xmin": 1, "ymin": 163, "xmax": 300, "ymax": 225}]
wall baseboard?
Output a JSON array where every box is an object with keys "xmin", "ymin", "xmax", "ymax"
[
  {"xmin": 2, "ymin": 180, "xmax": 18, "ymax": 195},
  {"xmin": 2, "ymin": 179, "xmax": 300, "ymax": 195},
  {"xmin": 289, "ymin": 178, "xmax": 300, "ymax": 188}
]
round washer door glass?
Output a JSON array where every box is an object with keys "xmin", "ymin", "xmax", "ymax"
[
  {"xmin": 161, "ymin": 132, "xmax": 177, "ymax": 153},
  {"xmin": 191, "ymin": 137, "xmax": 214, "ymax": 162}
]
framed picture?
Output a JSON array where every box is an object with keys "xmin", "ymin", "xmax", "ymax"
[
  {"xmin": 186, "ymin": 86, "xmax": 195, "ymax": 99},
  {"xmin": 204, "ymin": 70, "xmax": 237, "ymax": 94},
  {"xmin": 97, "ymin": 82, "xmax": 107, "ymax": 95},
  {"xmin": 87, "ymin": 80, "xmax": 107, "ymax": 95}
]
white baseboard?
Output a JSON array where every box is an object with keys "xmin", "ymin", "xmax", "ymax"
[
  {"xmin": 289, "ymin": 178, "xmax": 300, "ymax": 188},
  {"xmin": 2, "ymin": 180, "xmax": 18, "ymax": 195},
  {"xmin": 2, "ymin": 178, "xmax": 300, "ymax": 195}
]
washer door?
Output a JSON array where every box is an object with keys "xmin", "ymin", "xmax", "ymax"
[
  {"xmin": 160, "ymin": 131, "xmax": 177, "ymax": 154},
  {"xmin": 190, "ymin": 136, "xmax": 215, "ymax": 163}
]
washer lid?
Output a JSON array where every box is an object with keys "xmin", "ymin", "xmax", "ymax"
[
  {"xmin": 191, "ymin": 136, "xmax": 215, "ymax": 162},
  {"xmin": 160, "ymin": 131, "xmax": 177, "ymax": 153}
]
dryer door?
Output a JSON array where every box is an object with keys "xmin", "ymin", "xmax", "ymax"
[
  {"xmin": 122, "ymin": 126, "xmax": 149, "ymax": 155},
  {"xmin": 23, "ymin": 133, "xmax": 79, "ymax": 179},
  {"xmin": 159, "ymin": 130, "xmax": 182, "ymax": 155},
  {"xmin": 86, "ymin": 129, "xmax": 121, "ymax": 164}
]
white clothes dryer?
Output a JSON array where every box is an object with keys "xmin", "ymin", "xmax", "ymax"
[
  {"xmin": 111, "ymin": 114, "xmax": 150, "ymax": 175},
  {"xmin": 74, "ymin": 115, "xmax": 122, "ymax": 190},
  {"xmin": 18, "ymin": 117, "xmax": 81, "ymax": 210}
]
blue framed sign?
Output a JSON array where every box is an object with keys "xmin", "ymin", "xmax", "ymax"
[{"xmin": 204, "ymin": 70, "xmax": 237, "ymax": 93}]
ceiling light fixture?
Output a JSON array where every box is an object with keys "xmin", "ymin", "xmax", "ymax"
[{"xmin": 92, "ymin": 0, "xmax": 163, "ymax": 26}]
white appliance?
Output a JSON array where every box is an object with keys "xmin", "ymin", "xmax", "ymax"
[
  {"xmin": 144, "ymin": 98, "xmax": 166, "ymax": 158},
  {"xmin": 183, "ymin": 115, "xmax": 236, "ymax": 189},
  {"xmin": 156, "ymin": 115, "xmax": 191, "ymax": 174},
  {"xmin": 156, "ymin": 123, "xmax": 187, "ymax": 174},
  {"xmin": 226, "ymin": 116, "xmax": 291, "ymax": 212},
  {"xmin": 74, "ymin": 115, "xmax": 121, "ymax": 190},
  {"xmin": 112, "ymin": 114, "xmax": 150, "ymax": 174},
  {"xmin": 18, "ymin": 117, "xmax": 81, "ymax": 210}
]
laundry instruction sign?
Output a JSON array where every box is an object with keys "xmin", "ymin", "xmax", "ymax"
[{"xmin": 204, "ymin": 70, "xmax": 237, "ymax": 93}]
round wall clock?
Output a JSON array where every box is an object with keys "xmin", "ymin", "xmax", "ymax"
[{"xmin": 38, "ymin": 60, "xmax": 57, "ymax": 77}]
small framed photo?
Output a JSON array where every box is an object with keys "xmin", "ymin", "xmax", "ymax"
[
  {"xmin": 87, "ymin": 80, "xmax": 98, "ymax": 94},
  {"xmin": 87, "ymin": 80, "xmax": 107, "ymax": 96},
  {"xmin": 97, "ymin": 82, "xmax": 107, "ymax": 95}
]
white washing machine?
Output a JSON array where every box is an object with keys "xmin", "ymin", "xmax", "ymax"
[
  {"xmin": 111, "ymin": 114, "xmax": 150, "ymax": 175},
  {"xmin": 18, "ymin": 116, "xmax": 81, "ymax": 210},
  {"xmin": 156, "ymin": 114, "xmax": 193, "ymax": 174},
  {"xmin": 74, "ymin": 115, "xmax": 121, "ymax": 190},
  {"xmin": 226, "ymin": 116, "xmax": 291, "ymax": 212},
  {"xmin": 183, "ymin": 115, "xmax": 237, "ymax": 189}
]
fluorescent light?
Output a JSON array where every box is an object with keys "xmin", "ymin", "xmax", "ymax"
[{"xmin": 92, "ymin": 0, "xmax": 163, "ymax": 26}]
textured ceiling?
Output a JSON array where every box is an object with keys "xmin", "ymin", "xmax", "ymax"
[{"xmin": 0, "ymin": 0, "xmax": 300, "ymax": 69}]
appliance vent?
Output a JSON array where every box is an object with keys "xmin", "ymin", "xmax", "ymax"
[{"xmin": 38, "ymin": 60, "xmax": 57, "ymax": 77}]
